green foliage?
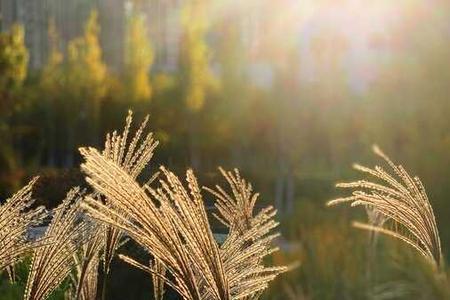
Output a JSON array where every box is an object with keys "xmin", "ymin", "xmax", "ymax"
[
  {"xmin": 40, "ymin": 20, "xmax": 63, "ymax": 96},
  {"xmin": 0, "ymin": 261, "xmax": 28, "ymax": 300},
  {"xmin": 266, "ymin": 201, "xmax": 368, "ymax": 300},
  {"xmin": 0, "ymin": 24, "xmax": 32, "ymax": 194},
  {"xmin": 0, "ymin": 24, "xmax": 28, "ymax": 92}
]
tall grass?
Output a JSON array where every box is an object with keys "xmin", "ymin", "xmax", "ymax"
[
  {"xmin": 328, "ymin": 145, "xmax": 443, "ymax": 269},
  {"xmin": 78, "ymin": 112, "xmax": 286, "ymax": 299},
  {"xmin": 77, "ymin": 111, "xmax": 159, "ymax": 300},
  {"xmin": 0, "ymin": 178, "xmax": 46, "ymax": 272},
  {"xmin": 70, "ymin": 214, "xmax": 105, "ymax": 300},
  {"xmin": 4, "ymin": 113, "xmax": 450, "ymax": 299},
  {"xmin": 25, "ymin": 188, "xmax": 88, "ymax": 300},
  {"xmin": 0, "ymin": 111, "xmax": 285, "ymax": 299},
  {"xmin": 80, "ymin": 156, "xmax": 286, "ymax": 299},
  {"xmin": 98, "ymin": 111, "xmax": 158, "ymax": 277},
  {"xmin": 326, "ymin": 145, "xmax": 450, "ymax": 300}
]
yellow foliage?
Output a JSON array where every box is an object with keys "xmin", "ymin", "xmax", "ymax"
[
  {"xmin": 181, "ymin": 0, "xmax": 216, "ymax": 112},
  {"xmin": 67, "ymin": 10, "xmax": 107, "ymax": 101},
  {"xmin": 0, "ymin": 24, "xmax": 28, "ymax": 90},
  {"xmin": 41, "ymin": 20, "xmax": 63, "ymax": 94},
  {"xmin": 124, "ymin": 14, "xmax": 153, "ymax": 101},
  {"xmin": 153, "ymin": 73, "xmax": 176, "ymax": 93}
]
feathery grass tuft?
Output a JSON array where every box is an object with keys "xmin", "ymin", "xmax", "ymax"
[
  {"xmin": 97, "ymin": 110, "xmax": 158, "ymax": 275},
  {"xmin": 79, "ymin": 155, "xmax": 230, "ymax": 299},
  {"xmin": 70, "ymin": 214, "xmax": 105, "ymax": 300},
  {"xmin": 327, "ymin": 145, "xmax": 443, "ymax": 269},
  {"xmin": 149, "ymin": 258, "xmax": 166, "ymax": 300},
  {"xmin": 0, "ymin": 177, "xmax": 47, "ymax": 271},
  {"xmin": 25, "ymin": 188, "xmax": 89, "ymax": 300},
  {"xmin": 79, "ymin": 147, "xmax": 285, "ymax": 299},
  {"xmin": 205, "ymin": 168, "xmax": 287, "ymax": 299}
]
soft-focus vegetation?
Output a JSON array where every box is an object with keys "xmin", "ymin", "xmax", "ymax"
[{"xmin": 2, "ymin": 0, "xmax": 450, "ymax": 299}]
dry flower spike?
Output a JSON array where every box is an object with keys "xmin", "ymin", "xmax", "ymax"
[
  {"xmin": 25, "ymin": 188, "xmax": 89, "ymax": 300},
  {"xmin": 327, "ymin": 145, "xmax": 443, "ymax": 269},
  {"xmin": 0, "ymin": 177, "xmax": 47, "ymax": 271},
  {"xmin": 79, "ymin": 112, "xmax": 285, "ymax": 300},
  {"xmin": 99, "ymin": 110, "xmax": 158, "ymax": 275}
]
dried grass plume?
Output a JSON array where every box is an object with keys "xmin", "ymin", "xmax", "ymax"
[
  {"xmin": 25, "ymin": 188, "xmax": 89, "ymax": 300},
  {"xmin": 78, "ymin": 112, "xmax": 286, "ymax": 299},
  {"xmin": 327, "ymin": 145, "xmax": 443, "ymax": 269},
  {"xmin": 0, "ymin": 178, "xmax": 47, "ymax": 271}
]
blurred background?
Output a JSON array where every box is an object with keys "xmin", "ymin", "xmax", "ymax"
[{"xmin": 1, "ymin": 0, "xmax": 450, "ymax": 299}]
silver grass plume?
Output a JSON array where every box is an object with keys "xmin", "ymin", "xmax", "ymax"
[
  {"xmin": 25, "ymin": 188, "xmax": 89, "ymax": 300},
  {"xmin": 80, "ymin": 156, "xmax": 229, "ymax": 300},
  {"xmin": 79, "ymin": 145, "xmax": 285, "ymax": 299},
  {"xmin": 0, "ymin": 177, "xmax": 47, "ymax": 271},
  {"xmin": 98, "ymin": 110, "xmax": 158, "ymax": 274},
  {"xmin": 327, "ymin": 145, "xmax": 443, "ymax": 269},
  {"xmin": 205, "ymin": 168, "xmax": 287, "ymax": 299},
  {"xmin": 149, "ymin": 258, "xmax": 167, "ymax": 300},
  {"xmin": 74, "ymin": 111, "xmax": 158, "ymax": 300},
  {"xmin": 70, "ymin": 213, "xmax": 105, "ymax": 300}
]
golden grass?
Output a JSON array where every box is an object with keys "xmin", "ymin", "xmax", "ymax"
[
  {"xmin": 327, "ymin": 145, "xmax": 443, "ymax": 269},
  {"xmin": 0, "ymin": 177, "xmax": 47, "ymax": 272},
  {"xmin": 98, "ymin": 110, "xmax": 158, "ymax": 275},
  {"xmin": 70, "ymin": 214, "xmax": 105, "ymax": 300},
  {"xmin": 149, "ymin": 257, "xmax": 167, "ymax": 300},
  {"xmin": 205, "ymin": 168, "xmax": 285, "ymax": 299},
  {"xmin": 25, "ymin": 188, "xmax": 89, "ymax": 300},
  {"xmin": 78, "ymin": 113, "xmax": 286, "ymax": 299},
  {"xmin": 0, "ymin": 111, "xmax": 286, "ymax": 300}
]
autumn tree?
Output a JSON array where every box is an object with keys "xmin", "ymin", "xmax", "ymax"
[
  {"xmin": 0, "ymin": 24, "xmax": 28, "ymax": 103},
  {"xmin": 179, "ymin": 0, "xmax": 217, "ymax": 168},
  {"xmin": 214, "ymin": 14, "xmax": 249, "ymax": 166},
  {"xmin": 64, "ymin": 10, "xmax": 108, "ymax": 163},
  {"xmin": 39, "ymin": 20, "xmax": 64, "ymax": 166},
  {"xmin": 124, "ymin": 13, "xmax": 153, "ymax": 102},
  {"xmin": 40, "ymin": 20, "xmax": 63, "ymax": 95},
  {"xmin": 0, "ymin": 24, "xmax": 29, "ymax": 193},
  {"xmin": 67, "ymin": 10, "xmax": 107, "ymax": 103}
]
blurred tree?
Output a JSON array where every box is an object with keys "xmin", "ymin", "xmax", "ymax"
[
  {"xmin": 271, "ymin": 45, "xmax": 301, "ymax": 214},
  {"xmin": 180, "ymin": 0, "xmax": 216, "ymax": 113},
  {"xmin": 124, "ymin": 13, "xmax": 153, "ymax": 102},
  {"xmin": 0, "ymin": 24, "xmax": 29, "ymax": 194},
  {"xmin": 215, "ymin": 15, "xmax": 249, "ymax": 167},
  {"xmin": 65, "ymin": 9, "xmax": 108, "ymax": 164},
  {"xmin": 179, "ymin": 0, "xmax": 217, "ymax": 169},
  {"xmin": 251, "ymin": 2, "xmax": 305, "ymax": 214},
  {"xmin": 0, "ymin": 24, "xmax": 28, "ymax": 107},
  {"xmin": 40, "ymin": 20, "xmax": 63, "ymax": 95},
  {"xmin": 40, "ymin": 19, "xmax": 64, "ymax": 166},
  {"xmin": 67, "ymin": 10, "xmax": 107, "ymax": 102}
]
